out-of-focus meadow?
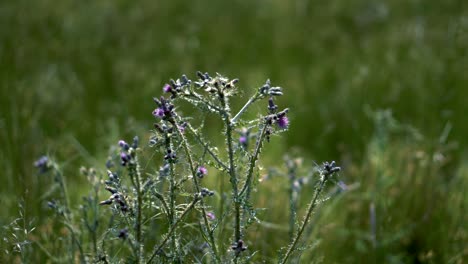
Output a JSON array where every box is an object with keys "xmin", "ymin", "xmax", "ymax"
[{"xmin": 1, "ymin": 0, "xmax": 467, "ymax": 262}]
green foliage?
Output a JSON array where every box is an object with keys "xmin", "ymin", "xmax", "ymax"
[{"xmin": 1, "ymin": 0, "xmax": 467, "ymax": 263}]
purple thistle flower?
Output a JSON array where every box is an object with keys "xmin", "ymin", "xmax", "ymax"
[
  {"xmin": 34, "ymin": 156, "xmax": 49, "ymax": 173},
  {"xmin": 163, "ymin": 84, "xmax": 172, "ymax": 93},
  {"xmin": 120, "ymin": 152, "xmax": 131, "ymax": 166},
  {"xmin": 118, "ymin": 228, "xmax": 128, "ymax": 239},
  {"xmin": 206, "ymin": 212, "xmax": 216, "ymax": 220},
  {"xmin": 239, "ymin": 136, "xmax": 247, "ymax": 145},
  {"xmin": 197, "ymin": 166, "xmax": 208, "ymax": 178},
  {"xmin": 152, "ymin": 108, "xmax": 165, "ymax": 118},
  {"xmin": 178, "ymin": 122, "xmax": 187, "ymax": 133},
  {"xmin": 118, "ymin": 140, "xmax": 129, "ymax": 150},
  {"xmin": 277, "ymin": 115, "xmax": 289, "ymax": 129}
]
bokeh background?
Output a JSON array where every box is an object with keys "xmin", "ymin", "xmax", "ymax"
[{"xmin": 1, "ymin": 0, "xmax": 467, "ymax": 262}]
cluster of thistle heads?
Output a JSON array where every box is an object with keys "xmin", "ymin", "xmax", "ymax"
[{"xmin": 32, "ymin": 72, "xmax": 343, "ymax": 262}]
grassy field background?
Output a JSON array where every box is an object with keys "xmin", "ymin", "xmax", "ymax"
[{"xmin": 1, "ymin": 0, "xmax": 467, "ymax": 262}]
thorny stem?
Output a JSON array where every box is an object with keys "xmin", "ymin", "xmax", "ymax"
[
  {"xmin": 147, "ymin": 197, "xmax": 200, "ymax": 264},
  {"xmin": 279, "ymin": 177, "xmax": 328, "ymax": 264},
  {"xmin": 54, "ymin": 165, "xmax": 70, "ymax": 214},
  {"xmin": 165, "ymin": 132, "xmax": 178, "ymax": 260},
  {"xmin": 63, "ymin": 219, "xmax": 86, "ymax": 264},
  {"xmin": 134, "ymin": 158, "xmax": 143, "ymax": 263},
  {"xmin": 185, "ymin": 91, "xmax": 224, "ymax": 113},
  {"xmin": 221, "ymin": 98, "xmax": 242, "ymax": 243},
  {"xmin": 231, "ymin": 92, "xmax": 261, "ymax": 124},
  {"xmin": 288, "ymin": 173, "xmax": 296, "ymax": 242},
  {"xmin": 153, "ymin": 191, "xmax": 171, "ymax": 222},
  {"xmin": 171, "ymin": 118, "xmax": 221, "ymax": 263},
  {"xmin": 123, "ymin": 214, "xmax": 140, "ymax": 259},
  {"xmin": 239, "ymin": 121, "xmax": 268, "ymax": 198},
  {"xmin": 82, "ymin": 196, "xmax": 98, "ymax": 255}
]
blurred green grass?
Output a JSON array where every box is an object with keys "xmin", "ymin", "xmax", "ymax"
[{"xmin": 1, "ymin": 0, "xmax": 467, "ymax": 262}]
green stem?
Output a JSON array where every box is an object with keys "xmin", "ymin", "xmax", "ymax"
[
  {"xmin": 223, "ymin": 107, "xmax": 241, "ymax": 242},
  {"xmin": 63, "ymin": 220, "xmax": 86, "ymax": 264},
  {"xmin": 165, "ymin": 133, "xmax": 178, "ymax": 260},
  {"xmin": 231, "ymin": 93, "xmax": 260, "ymax": 124},
  {"xmin": 279, "ymin": 177, "xmax": 328, "ymax": 264},
  {"xmin": 134, "ymin": 159, "xmax": 143, "ymax": 263},
  {"xmin": 153, "ymin": 191, "xmax": 171, "ymax": 222},
  {"xmin": 288, "ymin": 177, "xmax": 296, "ymax": 242},
  {"xmin": 171, "ymin": 119, "xmax": 221, "ymax": 263},
  {"xmin": 54, "ymin": 165, "xmax": 85, "ymax": 263},
  {"xmin": 147, "ymin": 198, "xmax": 200, "ymax": 264},
  {"xmin": 54, "ymin": 166, "xmax": 70, "ymax": 214},
  {"xmin": 239, "ymin": 121, "xmax": 268, "ymax": 198},
  {"xmin": 184, "ymin": 92, "xmax": 224, "ymax": 113}
]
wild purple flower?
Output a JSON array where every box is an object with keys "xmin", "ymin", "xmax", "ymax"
[
  {"xmin": 152, "ymin": 96, "xmax": 175, "ymax": 119},
  {"xmin": 152, "ymin": 108, "xmax": 165, "ymax": 118},
  {"xmin": 118, "ymin": 140, "xmax": 130, "ymax": 150},
  {"xmin": 163, "ymin": 84, "xmax": 172, "ymax": 93},
  {"xmin": 178, "ymin": 122, "xmax": 187, "ymax": 133},
  {"xmin": 118, "ymin": 228, "xmax": 128, "ymax": 240},
  {"xmin": 239, "ymin": 136, "xmax": 247, "ymax": 145},
  {"xmin": 120, "ymin": 152, "xmax": 131, "ymax": 166},
  {"xmin": 206, "ymin": 212, "xmax": 216, "ymax": 220},
  {"xmin": 277, "ymin": 115, "xmax": 289, "ymax": 129},
  {"xmin": 34, "ymin": 156, "xmax": 49, "ymax": 173},
  {"xmin": 197, "ymin": 166, "xmax": 208, "ymax": 178},
  {"xmin": 239, "ymin": 128, "xmax": 249, "ymax": 148}
]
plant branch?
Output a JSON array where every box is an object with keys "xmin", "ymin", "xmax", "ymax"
[
  {"xmin": 279, "ymin": 177, "xmax": 328, "ymax": 264},
  {"xmin": 221, "ymin": 99, "xmax": 242, "ymax": 243},
  {"xmin": 239, "ymin": 121, "xmax": 268, "ymax": 198},
  {"xmin": 171, "ymin": 118, "xmax": 221, "ymax": 263},
  {"xmin": 147, "ymin": 197, "xmax": 200, "ymax": 264},
  {"xmin": 231, "ymin": 93, "xmax": 260, "ymax": 124}
]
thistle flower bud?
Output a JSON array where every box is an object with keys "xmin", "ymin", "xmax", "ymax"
[
  {"xmin": 197, "ymin": 166, "xmax": 208, "ymax": 178},
  {"xmin": 200, "ymin": 188, "xmax": 214, "ymax": 197},
  {"xmin": 34, "ymin": 156, "xmax": 50, "ymax": 173},
  {"xmin": 163, "ymin": 84, "xmax": 172, "ymax": 93},
  {"xmin": 232, "ymin": 240, "xmax": 247, "ymax": 254},
  {"xmin": 268, "ymin": 97, "xmax": 278, "ymax": 114},
  {"xmin": 132, "ymin": 136, "xmax": 139, "ymax": 149},
  {"xmin": 322, "ymin": 161, "xmax": 341, "ymax": 177},
  {"xmin": 269, "ymin": 87, "xmax": 283, "ymax": 96},
  {"xmin": 118, "ymin": 228, "xmax": 128, "ymax": 240}
]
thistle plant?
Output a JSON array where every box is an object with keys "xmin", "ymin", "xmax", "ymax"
[{"xmin": 20, "ymin": 72, "xmax": 341, "ymax": 263}]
